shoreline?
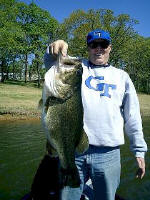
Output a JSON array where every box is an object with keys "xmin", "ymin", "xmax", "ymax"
[
  {"xmin": 0, "ymin": 111, "xmax": 150, "ymax": 121},
  {"xmin": 0, "ymin": 113, "xmax": 41, "ymax": 121}
]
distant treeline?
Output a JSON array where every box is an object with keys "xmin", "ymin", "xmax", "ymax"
[{"xmin": 0, "ymin": 0, "xmax": 150, "ymax": 92}]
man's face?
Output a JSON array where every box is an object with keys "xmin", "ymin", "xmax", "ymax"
[{"xmin": 88, "ymin": 39, "xmax": 111, "ymax": 65}]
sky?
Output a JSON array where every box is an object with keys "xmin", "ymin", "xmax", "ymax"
[{"xmin": 19, "ymin": 0, "xmax": 150, "ymax": 38}]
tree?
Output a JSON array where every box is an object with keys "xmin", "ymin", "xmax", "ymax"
[
  {"xmin": 60, "ymin": 9, "xmax": 138, "ymax": 62},
  {"xmin": 124, "ymin": 36, "xmax": 150, "ymax": 93},
  {"xmin": 1, "ymin": 3, "xmax": 149, "ymax": 93},
  {"xmin": 110, "ymin": 14, "xmax": 138, "ymax": 66},
  {"xmin": 60, "ymin": 9, "xmax": 150, "ymax": 93},
  {"xmin": 0, "ymin": 0, "xmax": 59, "ymax": 85},
  {"xmin": 0, "ymin": 0, "xmax": 23, "ymax": 82},
  {"xmin": 16, "ymin": 2, "xmax": 58, "ymax": 86}
]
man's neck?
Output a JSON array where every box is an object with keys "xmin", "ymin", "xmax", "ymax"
[{"xmin": 88, "ymin": 61, "xmax": 110, "ymax": 67}]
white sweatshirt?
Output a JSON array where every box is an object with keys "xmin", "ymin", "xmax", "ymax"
[
  {"xmin": 81, "ymin": 60, "xmax": 147, "ymax": 158},
  {"xmin": 44, "ymin": 48, "xmax": 147, "ymax": 158}
]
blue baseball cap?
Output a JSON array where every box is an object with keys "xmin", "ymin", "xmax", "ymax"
[{"xmin": 87, "ymin": 29, "xmax": 111, "ymax": 44}]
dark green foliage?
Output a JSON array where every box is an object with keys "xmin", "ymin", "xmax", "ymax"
[
  {"xmin": 0, "ymin": 0, "xmax": 58, "ymax": 86},
  {"xmin": 0, "ymin": 2, "xmax": 150, "ymax": 93},
  {"xmin": 60, "ymin": 9, "xmax": 150, "ymax": 93}
]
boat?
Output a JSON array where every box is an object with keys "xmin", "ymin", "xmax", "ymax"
[
  {"xmin": 21, "ymin": 192, "xmax": 126, "ymax": 200},
  {"xmin": 21, "ymin": 155, "xmax": 126, "ymax": 200}
]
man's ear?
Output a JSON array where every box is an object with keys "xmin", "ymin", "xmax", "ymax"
[{"xmin": 109, "ymin": 44, "xmax": 112, "ymax": 52}]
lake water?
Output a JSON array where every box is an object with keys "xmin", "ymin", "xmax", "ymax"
[{"xmin": 0, "ymin": 117, "xmax": 149, "ymax": 200}]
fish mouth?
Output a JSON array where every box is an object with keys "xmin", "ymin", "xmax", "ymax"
[
  {"xmin": 63, "ymin": 60, "xmax": 79, "ymax": 66},
  {"xmin": 62, "ymin": 59, "xmax": 82, "ymax": 70},
  {"xmin": 58, "ymin": 52, "xmax": 82, "ymax": 69}
]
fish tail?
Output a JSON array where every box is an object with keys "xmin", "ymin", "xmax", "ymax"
[{"xmin": 61, "ymin": 167, "xmax": 81, "ymax": 188}]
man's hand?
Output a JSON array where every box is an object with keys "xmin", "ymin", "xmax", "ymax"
[
  {"xmin": 50, "ymin": 40, "xmax": 68, "ymax": 57},
  {"xmin": 136, "ymin": 157, "xmax": 145, "ymax": 179}
]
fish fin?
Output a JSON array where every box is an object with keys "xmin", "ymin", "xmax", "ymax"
[
  {"xmin": 46, "ymin": 140, "xmax": 58, "ymax": 157},
  {"xmin": 45, "ymin": 96, "xmax": 66, "ymax": 107},
  {"xmin": 38, "ymin": 98, "xmax": 43, "ymax": 109},
  {"xmin": 44, "ymin": 96, "xmax": 69, "ymax": 113},
  {"xmin": 76, "ymin": 130, "xmax": 89, "ymax": 154},
  {"xmin": 38, "ymin": 96, "xmax": 64, "ymax": 111},
  {"xmin": 57, "ymin": 51, "xmax": 63, "ymax": 72}
]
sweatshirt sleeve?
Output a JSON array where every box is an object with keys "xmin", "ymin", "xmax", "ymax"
[
  {"xmin": 44, "ymin": 45, "xmax": 57, "ymax": 70},
  {"xmin": 122, "ymin": 74, "xmax": 147, "ymax": 158}
]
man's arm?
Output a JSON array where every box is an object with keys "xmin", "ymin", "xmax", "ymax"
[{"xmin": 122, "ymin": 73, "xmax": 147, "ymax": 179}]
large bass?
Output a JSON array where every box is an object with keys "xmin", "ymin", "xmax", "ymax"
[{"xmin": 41, "ymin": 53, "xmax": 89, "ymax": 187}]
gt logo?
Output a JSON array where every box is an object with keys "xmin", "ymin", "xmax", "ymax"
[{"xmin": 85, "ymin": 76, "xmax": 116, "ymax": 98}]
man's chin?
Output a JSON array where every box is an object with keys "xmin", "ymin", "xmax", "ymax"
[{"xmin": 94, "ymin": 59, "xmax": 105, "ymax": 65}]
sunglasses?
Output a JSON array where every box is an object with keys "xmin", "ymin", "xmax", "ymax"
[{"xmin": 88, "ymin": 41, "xmax": 110, "ymax": 49}]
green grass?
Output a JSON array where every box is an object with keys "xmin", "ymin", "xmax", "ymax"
[
  {"xmin": 0, "ymin": 81, "xmax": 150, "ymax": 120},
  {"xmin": 138, "ymin": 93, "xmax": 150, "ymax": 117},
  {"xmin": 0, "ymin": 82, "xmax": 42, "ymax": 119}
]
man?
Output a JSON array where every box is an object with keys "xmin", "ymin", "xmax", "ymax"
[{"xmin": 44, "ymin": 29, "xmax": 147, "ymax": 200}]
